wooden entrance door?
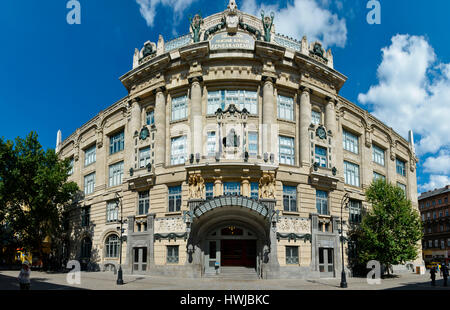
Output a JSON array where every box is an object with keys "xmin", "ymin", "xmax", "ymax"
[{"xmin": 221, "ymin": 240, "xmax": 256, "ymax": 267}]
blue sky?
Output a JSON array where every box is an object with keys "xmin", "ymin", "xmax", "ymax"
[{"xmin": 1, "ymin": 0, "xmax": 449, "ymax": 193}]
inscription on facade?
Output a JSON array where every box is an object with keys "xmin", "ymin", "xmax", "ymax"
[{"xmin": 210, "ymin": 32, "xmax": 255, "ymax": 51}]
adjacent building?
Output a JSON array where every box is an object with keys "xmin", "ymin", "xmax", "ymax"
[
  {"xmin": 57, "ymin": 1, "xmax": 421, "ymax": 279},
  {"xmin": 419, "ymin": 185, "xmax": 450, "ymax": 267}
]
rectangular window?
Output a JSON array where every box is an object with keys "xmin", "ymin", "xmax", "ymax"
[
  {"xmin": 84, "ymin": 145, "xmax": 96, "ymax": 167},
  {"xmin": 146, "ymin": 110, "xmax": 155, "ymax": 126},
  {"xmin": 167, "ymin": 246, "xmax": 179, "ymax": 263},
  {"xmin": 344, "ymin": 161, "xmax": 360, "ymax": 187},
  {"xmin": 372, "ymin": 145, "xmax": 385, "ymax": 166},
  {"xmin": 109, "ymin": 161, "xmax": 124, "ymax": 187},
  {"xmin": 311, "ymin": 110, "xmax": 321, "ymax": 125},
  {"xmin": 84, "ymin": 172, "xmax": 95, "ymax": 195},
  {"xmin": 248, "ymin": 132, "xmax": 258, "ymax": 157},
  {"xmin": 396, "ymin": 158, "xmax": 406, "ymax": 177},
  {"xmin": 349, "ymin": 200, "xmax": 362, "ymax": 224},
  {"xmin": 205, "ymin": 183, "xmax": 214, "ymax": 200},
  {"xmin": 81, "ymin": 206, "xmax": 90, "ymax": 227},
  {"xmin": 397, "ymin": 182, "xmax": 406, "ymax": 196},
  {"xmin": 171, "ymin": 136, "xmax": 187, "ymax": 165},
  {"xmin": 168, "ymin": 186, "xmax": 182, "ymax": 212},
  {"xmin": 279, "ymin": 136, "xmax": 295, "ymax": 165},
  {"xmin": 171, "ymin": 95, "xmax": 188, "ymax": 121},
  {"xmin": 106, "ymin": 200, "xmax": 118, "ymax": 223},
  {"xmin": 227, "ymin": 90, "xmax": 258, "ymax": 114},
  {"xmin": 428, "ymin": 240, "xmax": 432, "ymax": 248},
  {"xmin": 283, "ymin": 185, "xmax": 297, "ymax": 212},
  {"xmin": 109, "ymin": 131, "xmax": 124, "ymax": 155},
  {"xmin": 315, "ymin": 146, "xmax": 328, "ymax": 168},
  {"xmin": 207, "ymin": 90, "xmax": 223, "ymax": 115},
  {"xmin": 373, "ymin": 172, "xmax": 386, "ymax": 181},
  {"xmin": 286, "ymin": 246, "xmax": 299, "ymax": 265},
  {"xmin": 224, "ymin": 182, "xmax": 241, "ymax": 196},
  {"xmin": 68, "ymin": 158, "xmax": 74, "ymax": 175},
  {"xmin": 343, "ymin": 130, "xmax": 359, "ymax": 154},
  {"xmin": 139, "ymin": 147, "xmax": 151, "ymax": 168},
  {"xmin": 316, "ymin": 190, "xmax": 328, "ymax": 215},
  {"xmin": 207, "ymin": 90, "xmax": 258, "ymax": 115},
  {"xmin": 138, "ymin": 191, "xmax": 150, "ymax": 215},
  {"xmin": 251, "ymin": 182, "xmax": 259, "ymax": 200},
  {"xmin": 277, "ymin": 95, "xmax": 294, "ymax": 121},
  {"xmin": 207, "ymin": 132, "xmax": 216, "ymax": 157}
]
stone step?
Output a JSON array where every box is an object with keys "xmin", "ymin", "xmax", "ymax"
[{"xmin": 204, "ymin": 267, "xmax": 259, "ymax": 280}]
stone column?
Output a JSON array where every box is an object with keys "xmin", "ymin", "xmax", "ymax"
[
  {"xmin": 299, "ymin": 87, "xmax": 312, "ymax": 166},
  {"xmin": 241, "ymin": 178, "xmax": 250, "ymax": 197},
  {"xmin": 325, "ymin": 97, "xmax": 337, "ymax": 135},
  {"xmin": 130, "ymin": 98, "xmax": 142, "ymax": 136},
  {"xmin": 262, "ymin": 77, "xmax": 276, "ymax": 156},
  {"xmin": 190, "ymin": 77, "xmax": 203, "ymax": 157},
  {"xmin": 214, "ymin": 178, "xmax": 223, "ymax": 196},
  {"xmin": 147, "ymin": 213, "xmax": 156, "ymax": 267},
  {"xmin": 154, "ymin": 88, "xmax": 166, "ymax": 169},
  {"xmin": 127, "ymin": 98, "xmax": 141, "ymax": 174}
]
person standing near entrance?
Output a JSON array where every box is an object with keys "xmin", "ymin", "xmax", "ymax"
[
  {"xmin": 17, "ymin": 261, "xmax": 31, "ymax": 290},
  {"xmin": 430, "ymin": 266, "xmax": 436, "ymax": 286},
  {"xmin": 441, "ymin": 264, "xmax": 449, "ymax": 287}
]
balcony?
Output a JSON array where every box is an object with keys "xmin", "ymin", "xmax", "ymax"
[
  {"xmin": 309, "ymin": 164, "xmax": 339, "ymax": 190},
  {"xmin": 127, "ymin": 165, "xmax": 155, "ymax": 190}
]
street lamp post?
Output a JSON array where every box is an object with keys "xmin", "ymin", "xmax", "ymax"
[
  {"xmin": 340, "ymin": 193, "xmax": 350, "ymax": 288},
  {"xmin": 115, "ymin": 192, "xmax": 124, "ymax": 285}
]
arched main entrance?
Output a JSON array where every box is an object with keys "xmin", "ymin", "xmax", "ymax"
[
  {"xmin": 186, "ymin": 195, "xmax": 275, "ymax": 278},
  {"xmin": 205, "ymin": 224, "xmax": 258, "ymax": 274}
]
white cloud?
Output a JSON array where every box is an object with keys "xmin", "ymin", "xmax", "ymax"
[
  {"xmin": 358, "ymin": 34, "xmax": 450, "ymax": 156},
  {"xmin": 423, "ymin": 150, "xmax": 450, "ymax": 175},
  {"xmin": 241, "ymin": 0, "xmax": 347, "ymax": 48},
  {"xmin": 358, "ymin": 34, "xmax": 450, "ymax": 192},
  {"xmin": 418, "ymin": 175, "xmax": 450, "ymax": 193},
  {"xmin": 136, "ymin": 0, "xmax": 197, "ymax": 28}
]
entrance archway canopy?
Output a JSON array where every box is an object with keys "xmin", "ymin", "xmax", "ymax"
[{"xmin": 192, "ymin": 195, "xmax": 270, "ymax": 219}]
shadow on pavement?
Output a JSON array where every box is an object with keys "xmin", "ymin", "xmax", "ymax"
[
  {"xmin": 386, "ymin": 278, "xmax": 450, "ymax": 290},
  {"xmin": 0, "ymin": 273, "xmax": 85, "ymax": 290}
]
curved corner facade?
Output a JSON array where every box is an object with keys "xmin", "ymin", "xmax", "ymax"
[{"xmin": 58, "ymin": 3, "xmax": 421, "ymax": 279}]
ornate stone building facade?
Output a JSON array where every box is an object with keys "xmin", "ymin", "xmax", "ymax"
[{"xmin": 58, "ymin": 2, "xmax": 421, "ymax": 279}]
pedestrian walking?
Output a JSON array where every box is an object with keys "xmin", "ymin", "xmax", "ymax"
[
  {"xmin": 441, "ymin": 264, "xmax": 449, "ymax": 287},
  {"xmin": 17, "ymin": 261, "xmax": 31, "ymax": 290},
  {"xmin": 430, "ymin": 266, "xmax": 436, "ymax": 286}
]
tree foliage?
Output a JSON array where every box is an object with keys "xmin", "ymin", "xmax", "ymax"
[
  {"xmin": 0, "ymin": 132, "xmax": 79, "ymax": 266},
  {"xmin": 356, "ymin": 179, "xmax": 423, "ymax": 273}
]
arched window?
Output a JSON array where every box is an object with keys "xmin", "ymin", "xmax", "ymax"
[
  {"xmin": 105, "ymin": 234, "xmax": 119, "ymax": 258},
  {"xmin": 81, "ymin": 237, "xmax": 92, "ymax": 259}
]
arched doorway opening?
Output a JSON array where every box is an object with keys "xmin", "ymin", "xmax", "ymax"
[{"xmin": 187, "ymin": 196, "xmax": 274, "ymax": 278}]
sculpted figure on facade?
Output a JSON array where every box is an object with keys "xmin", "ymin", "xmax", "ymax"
[
  {"xmin": 261, "ymin": 10, "xmax": 274, "ymax": 42},
  {"xmin": 190, "ymin": 14, "xmax": 203, "ymax": 43},
  {"xmin": 188, "ymin": 174, "xmax": 205, "ymax": 199},
  {"xmin": 142, "ymin": 42, "xmax": 156, "ymax": 58},
  {"xmin": 259, "ymin": 173, "xmax": 275, "ymax": 199}
]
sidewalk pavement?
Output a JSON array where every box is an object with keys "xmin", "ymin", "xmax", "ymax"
[{"xmin": 0, "ymin": 270, "xmax": 449, "ymax": 290}]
